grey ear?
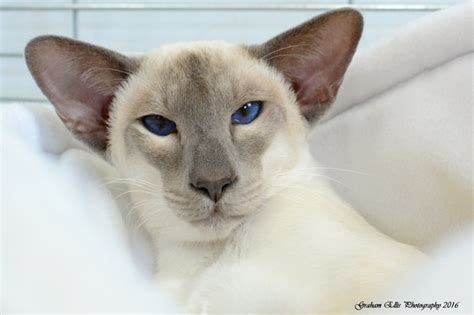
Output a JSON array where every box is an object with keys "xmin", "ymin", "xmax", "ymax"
[
  {"xmin": 250, "ymin": 9, "xmax": 363, "ymax": 123},
  {"xmin": 25, "ymin": 35, "xmax": 138, "ymax": 151}
]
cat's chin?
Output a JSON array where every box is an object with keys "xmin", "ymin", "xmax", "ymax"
[
  {"xmin": 189, "ymin": 210, "xmax": 245, "ymax": 228},
  {"xmin": 183, "ymin": 210, "xmax": 247, "ymax": 241}
]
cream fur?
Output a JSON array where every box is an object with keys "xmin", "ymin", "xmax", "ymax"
[{"xmin": 106, "ymin": 42, "xmax": 425, "ymax": 313}]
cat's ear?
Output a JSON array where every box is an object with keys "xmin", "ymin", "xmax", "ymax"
[
  {"xmin": 250, "ymin": 9, "xmax": 363, "ymax": 123},
  {"xmin": 25, "ymin": 35, "xmax": 139, "ymax": 151}
]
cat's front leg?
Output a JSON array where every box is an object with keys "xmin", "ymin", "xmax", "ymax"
[{"xmin": 187, "ymin": 260, "xmax": 315, "ymax": 313}]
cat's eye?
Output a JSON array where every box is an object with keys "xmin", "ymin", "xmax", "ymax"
[
  {"xmin": 142, "ymin": 115, "xmax": 177, "ymax": 136},
  {"xmin": 231, "ymin": 101, "xmax": 262, "ymax": 125}
]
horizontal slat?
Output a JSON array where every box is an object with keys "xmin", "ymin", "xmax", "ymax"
[
  {"xmin": 355, "ymin": 0, "xmax": 461, "ymax": 3},
  {"xmin": 0, "ymin": 53, "xmax": 23, "ymax": 58},
  {"xmin": 0, "ymin": 3, "xmax": 449, "ymax": 11},
  {"xmin": 0, "ymin": 97, "xmax": 48, "ymax": 103},
  {"xmin": 0, "ymin": 52, "xmax": 142, "ymax": 58},
  {"xmin": 0, "ymin": 11, "xmax": 73, "ymax": 53},
  {"xmin": 0, "ymin": 57, "xmax": 48, "ymax": 101},
  {"xmin": 0, "ymin": 2, "xmax": 457, "ymax": 103}
]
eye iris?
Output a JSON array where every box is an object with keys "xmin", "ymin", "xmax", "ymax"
[
  {"xmin": 231, "ymin": 101, "xmax": 262, "ymax": 124},
  {"xmin": 142, "ymin": 115, "xmax": 176, "ymax": 136}
]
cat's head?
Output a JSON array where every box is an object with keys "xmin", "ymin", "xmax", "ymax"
[{"xmin": 26, "ymin": 9, "xmax": 362, "ymax": 241}]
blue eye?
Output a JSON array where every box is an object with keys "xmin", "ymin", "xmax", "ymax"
[
  {"xmin": 142, "ymin": 115, "xmax": 177, "ymax": 136},
  {"xmin": 231, "ymin": 101, "xmax": 262, "ymax": 124}
]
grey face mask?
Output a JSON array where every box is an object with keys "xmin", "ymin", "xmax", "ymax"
[{"xmin": 25, "ymin": 9, "xmax": 363, "ymax": 231}]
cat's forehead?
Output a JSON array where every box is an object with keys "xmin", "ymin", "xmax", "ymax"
[
  {"xmin": 145, "ymin": 41, "xmax": 251, "ymax": 71},
  {"xmin": 141, "ymin": 41, "xmax": 259, "ymax": 89},
  {"xmin": 128, "ymin": 42, "xmax": 287, "ymax": 120}
]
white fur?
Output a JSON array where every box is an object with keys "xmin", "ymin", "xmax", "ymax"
[
  {"xmin": 103, "ymin": 42, "xmax": 426, "ymax": 313},
  {"xmin": 153, "ymin": 154, "xmax": 425, "ymax": 312}
]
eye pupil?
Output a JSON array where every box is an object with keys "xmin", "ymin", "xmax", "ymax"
[
  {"xmin": 240, "ymin": 106, "xmax": 249, "ymax": 116},
  {"xmin": 231, "ymin": 101, "xmax": 262, "ymax": 125}
]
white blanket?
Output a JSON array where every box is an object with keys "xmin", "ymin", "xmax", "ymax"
[
  {"xmin": 312, "ymin": 3, "xmax": 473, "ymax": 249},
  {"xmin": 1, "ymin": 3, "xmax": 472, "ymax": 312}
]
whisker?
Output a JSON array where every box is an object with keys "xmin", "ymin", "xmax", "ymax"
[
  {"xmin": 85, "ymin": 66, "xmax": 133, "ymax": 77},
  {"xmin": 261, "ymin": 44, "xmax": 313, "ymax": 60},
  {"xmin": 265, "ymin": 53, "xmax": 311, "ymax": 63},
  {"xmin": 124, "ymin": 198, "xmax": 160, "ymax": 222},
  {"xmin": 283, "ymin": 166, "xmax": 371, "ymax": 176},
  {"xmin": 104, "ymin": 177, "xmax": 160, "ymax": 189},
  {"xmin": 115, "ymin": 189, "xmax": 161, "ymax": 200},
  {"xmin": 163, "ymin": 196, "xmax": 190, "ymax": 207}
]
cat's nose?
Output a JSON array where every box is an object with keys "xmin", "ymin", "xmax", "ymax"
[{"xmin": 190, "ymin": 175, "xmax": 237, "ymax": 202}]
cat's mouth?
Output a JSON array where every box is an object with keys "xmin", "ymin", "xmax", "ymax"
[{"xmin": 188, "ymin": 205, "xmax": 245, "ymax": 227}]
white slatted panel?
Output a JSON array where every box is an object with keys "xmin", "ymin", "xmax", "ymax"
[{"xmin": 0, "ymin": 0, "xmax": 465, "ymax": 102}]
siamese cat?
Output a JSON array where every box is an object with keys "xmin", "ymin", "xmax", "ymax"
[{"xmin": 26, "ymin": 9, "xmax": 425, "ymax": 313}]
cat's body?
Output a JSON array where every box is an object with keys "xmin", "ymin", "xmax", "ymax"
[
  {"xmin": 153, "ymin": 159, "xmax": 423, "ymax": 313},
  {"xmin": 25, "ymin": 9, "xmax": 425, "ymax": 313}
]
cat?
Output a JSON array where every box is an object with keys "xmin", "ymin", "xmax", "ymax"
[{"xmin": 25, "ymin": 8, "xmax": 425, "ymax": 313}]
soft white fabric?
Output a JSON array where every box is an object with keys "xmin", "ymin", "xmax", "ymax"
[
  {"xmin": 1, "ymin": 3, "xmax": 472, "ymax": 312},
  {"xmin": 312, "ymin": 3, "xmax": 473, "ymax": 249},
  {"xmin": 1, "ymin": 105, "xmax": 179, "ymax": 312}
]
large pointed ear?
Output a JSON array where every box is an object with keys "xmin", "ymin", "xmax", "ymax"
[
  {"xmin": 25, "ymin": 35, "xmax": 139, "ymax": 151},
  {"xmin": 250, "ymin": 9, "xmax": 363, "ymax": 123}
]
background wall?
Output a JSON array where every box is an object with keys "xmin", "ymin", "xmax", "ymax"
[{"xmin": 0, "ymin": 0, "xmax": 465, "ymax": 103}]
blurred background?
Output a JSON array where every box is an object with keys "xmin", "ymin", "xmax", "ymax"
[{"xmin": 0, "ymin": 0, "xmax": 464, "ymax": 103}]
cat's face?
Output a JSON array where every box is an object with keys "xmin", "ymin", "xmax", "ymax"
[
  {"xmin": 108, "ymin": 43, "xmax": 306, "ymax": 240},
  {"xmin": 25, "ymin": 9, "xmax": 362, "ymax": 241}
]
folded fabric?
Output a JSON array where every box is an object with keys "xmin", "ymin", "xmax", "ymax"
[
  {"xmin": 1, "ymin": 105, "xmax": 179, "ymax": 311},
  {"xmin": 311, "ymin": 3, "xmax": 473, "ymax": 250},
  {"xmin": 1, "ymin": 3, "xmax": 472, "ymax": 312}
]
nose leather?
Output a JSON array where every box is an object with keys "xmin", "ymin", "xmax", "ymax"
[{"xmin": 191, "ymin": 176, "xmax": 237, "ymax": 202}]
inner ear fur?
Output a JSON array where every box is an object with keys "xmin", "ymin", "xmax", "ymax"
[
  {"xmin": 25, "ymin": 35, "xmax": 139, "ymax": 152},
  {"xmin": 249, "ymin": 8, "xmax": 363, "ymax": 123}
]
